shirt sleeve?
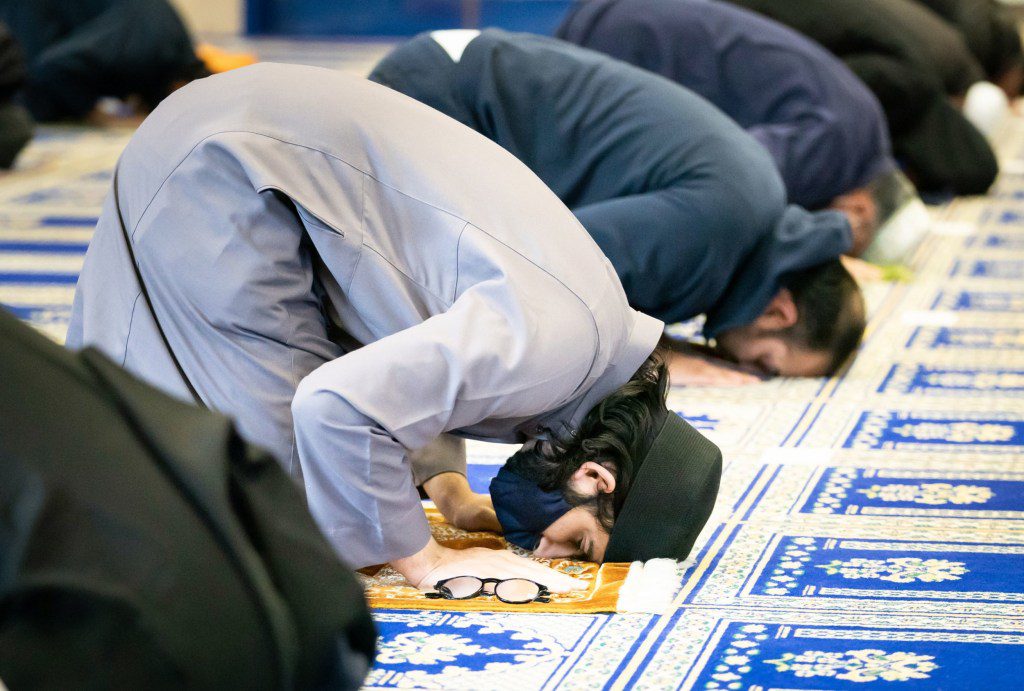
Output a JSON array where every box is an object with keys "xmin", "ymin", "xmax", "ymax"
[
  {"xmin": 291, "ymin": 289, "xmax": 594, "ymax": 568},
  {"xmin": 409, "ymin": 434, "xmax": 468, "ymax": 486}
]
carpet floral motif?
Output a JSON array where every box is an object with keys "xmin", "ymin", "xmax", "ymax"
[
  {"xmin": 856, "ymin": 482, "xmax": 994, "ymax": 505},
  {"xmin": 764, "ymin": 649, "xmax": 938, "ymax": 683},
  {"xmin": 815, "ymin": 557, "xmax": 968, "ymax": 583}
]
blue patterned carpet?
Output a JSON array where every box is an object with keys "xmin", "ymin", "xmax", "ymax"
[{"xmin": 5, "ymin": 73, "xmax": 1024, "ymax": 690}]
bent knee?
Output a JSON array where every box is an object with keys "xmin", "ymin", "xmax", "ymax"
[{"xmin": 290, "ymin": 378, "xmax": 338, "ymax": 433}]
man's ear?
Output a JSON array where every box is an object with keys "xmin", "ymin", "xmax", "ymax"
[
  {"xmin": 571, "ymin": 461, "xmax": 617, "ymax": 495},
  {"xmin": 831, "ymin": 188, "xmax": 877, "ymax": 255},
  {"xmin": 754, "ymin": 288, "xmax": 799, "ymax": 331},
  {"xmin": 833, "ymin": 188, "xmax": 874, "ymax": 218}
]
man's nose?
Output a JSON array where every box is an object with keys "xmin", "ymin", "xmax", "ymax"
[{"xmin": 534, "ymin": 536, "xmax": 561, "ymax": 557}]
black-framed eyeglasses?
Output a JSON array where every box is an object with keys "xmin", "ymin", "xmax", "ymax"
[{"xmin": 425, "ymin": 576, "xmax": 551, "ymax": 604}]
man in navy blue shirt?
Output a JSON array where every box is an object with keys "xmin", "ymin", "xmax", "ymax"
[
  {"xmin": 370, "ymin": 30, "xmax": 865, "ymax": 386},
  {"xmin": 556, "ymin": 0, "xmax": 899, "ymax": 239}
]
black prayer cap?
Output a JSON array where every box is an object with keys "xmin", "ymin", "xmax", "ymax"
[{"xmin": 604, "ymin": 413, "xmax": 722, "ymax": 563}]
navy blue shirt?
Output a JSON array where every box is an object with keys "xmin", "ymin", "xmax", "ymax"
[
  {"xmin": 557, "ymin": 0, "xmax": 896, "ymax": 210},
  {"xmin": 370, "ymin": 30, "xmax": 851, "ymax": 335}
]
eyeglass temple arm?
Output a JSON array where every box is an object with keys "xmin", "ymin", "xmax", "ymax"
[{"xmin": 424, "ymin": 583, "xmax": 455, "ymax": 599}]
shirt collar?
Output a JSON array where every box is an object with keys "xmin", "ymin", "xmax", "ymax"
[{"xmin": 526, "ymin": 310, "xmax": 664, "ymax": 441}]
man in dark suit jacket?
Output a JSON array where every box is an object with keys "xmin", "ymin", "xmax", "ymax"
[
  {"xmin": 912, "ymin": 0, "xmax": 1023, "ymax": 98},
  {"xmin": 0, "ymin": 0, "xmax": 208, "ymax": 122},
  {"xmin": 557, "ymin": 0, "xmax": 899, "ymax": 225},
  {"xmin": 724, "ymin": 0, "xmax": 998, "ymax": 197}
]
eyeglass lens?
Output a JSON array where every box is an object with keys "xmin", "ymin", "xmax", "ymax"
[
  {"xmin": 443, "ymin": 576, "xmax": 486, "ymax": 599},
  {"xmin": 494, "ymin": 578, "xmax": 542, "ymax": 603}
]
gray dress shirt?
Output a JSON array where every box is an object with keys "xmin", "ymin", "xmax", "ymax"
[{"xmin": 67, "ymin": 63, "xmax": 662, "ymax": 567}]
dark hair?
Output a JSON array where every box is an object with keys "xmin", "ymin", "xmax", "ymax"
[
  {"xmin": 868, "ymin": 169, "xmax": 903, "ymax": 227},
  {"xmin": 781, "ymin": 260, "xmax": 866, "ymax": 374},
  {"xmin": 503, "ymin": 351, "xmax": 670, "ymax": 531}
]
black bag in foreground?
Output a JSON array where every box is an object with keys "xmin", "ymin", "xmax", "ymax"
[{"xmin": 0, "ymin": 308, "xmax": 375, "ymax": 689}]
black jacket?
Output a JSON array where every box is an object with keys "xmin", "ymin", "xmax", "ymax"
[
  {"xmin": 913, "ymin": 0, "xmax": 1023, "ymax": 81},
  {"xmin": 0, "ymin": 307, "xmax": 375, "ymax": 689}
]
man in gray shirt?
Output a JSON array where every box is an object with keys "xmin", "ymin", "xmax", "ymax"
[{"xmin": 67, "ymin": 64, "xmax": 721, "ymax": 586}]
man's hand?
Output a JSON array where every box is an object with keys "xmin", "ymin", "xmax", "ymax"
[
  {"xmin": 423, "ymin": 472, "xmax": 502, "ymax": 532},
  {"xmin": 667, "ymin": 350, "xmax": 760, "ymax": 386},
  {"xmin": 392, "ymin": 538, "xmax": 586, "ymax": 592}
]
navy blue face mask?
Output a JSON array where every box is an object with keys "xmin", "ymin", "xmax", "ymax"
[{"xmin": 489, "ymin": 464, "xmax": 572, "ymax": 550}]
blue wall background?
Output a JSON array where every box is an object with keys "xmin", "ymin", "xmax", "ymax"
[{"xmin": 246, "ymin": 1, "xmax": 574, "ymax": 37}]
